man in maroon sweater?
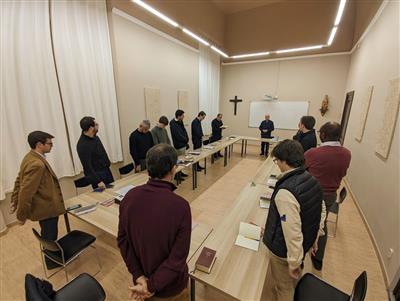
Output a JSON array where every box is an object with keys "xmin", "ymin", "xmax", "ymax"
[
  {"xmin": 304, "ymin": 122, "xmax": 351, "ymax": 270},
  {"xmin": 117, "ymin": 144, "xmax": 191, "ymax": 300}
]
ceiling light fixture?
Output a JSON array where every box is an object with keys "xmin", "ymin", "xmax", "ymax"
[
  {"xmin": 211, "ymin": 46, "xmax": 229, "ymax": 58},
  {"xmin": 182, "ymin": 28, "xmax": 210, "ymax": 46},
  {"xmin": 334, "ymin": 0, "xmax": 347, "ymax": 26},
  {"xmin": 231, "ymin": 51, "xmax": 270, "ymax": 59},
  {"xmin": 327, "ymin": 27, "xmax": 338, "ymax": 46},
  {"xmin": 276, "ymin": 45, "xmax": 324, "ymax": 54},
  {"xmin": 133, "ymin": 0, "xmax": 179, "ymax": 27}
]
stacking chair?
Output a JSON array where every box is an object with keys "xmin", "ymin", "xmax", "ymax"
[
  {"xmin": 32, "ymin": 228, "xmax": 101, "ymax": 282},
  {"xmin": 25, "ymin": 273, "xmax": 106, "ymax": 301},
  {"xmin": 328, "ymin": 186, "xmax": 347, "ymax": 237},
  {"xmin": 73, "ymin": 177, "xmax": 91, "ymax": 195},
  {"xmin": 294, "ymin": 271, "xmax": 367, "ymax": 301},
  {"xmin": 118, "ymin": 163, "xmax": 134, "ymax": 178}
]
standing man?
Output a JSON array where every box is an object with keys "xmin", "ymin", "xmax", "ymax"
[
  {"xmin": 293, "ymin": 116, "xmax": 317, "ymax": 152},
  {"xmin": 151, "ymin": 116, "xmax": 171, "ymax": 145},
  {"xmin": 259, "ymin": 114, "xmax": 275, "ymax": 156},
  {"xmin": 305, "ymin": 122, "xmax": 351, "ymax": 271},
  {"xmin": 11, "ymin": 131, "xmax": 65, "ymax": 269},
  {"xmin": 129, "ymin": 120, "xmax": 154, "ymax": 172},
  {"xmin": 191, "ymin": 111, "xmax": 206, "ymax": 171},
  {"xmin": 210, "ymin": 113, "xmax": 225, "ymax": 158},
  {"xmin": 77, "ymin": 116, "xmax": 114, "ymax": 189},
  {"xmin": 118, "ymin": 144, "xmax": 191, "ymax": 301},
  {"xmin": 263, "ymin": 139, "xmax": 325, "ymax": 301},
  {"xmin": 170, "ymin": 110, "xmax": 189, "ymax": 178}
]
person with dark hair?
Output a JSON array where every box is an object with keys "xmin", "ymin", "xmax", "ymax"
[
  {"xmin": 151, "ymin": 116, "xmax": 171, "ymax": 145},
  {"xmin": 191, "ymin": 111, "xmax": 206, "ymax": 171},
  {"xmin": 259, "ymin": 113, "xmax": 275, "ymax": 156},
  {"xmin": 305, "ymin": 122, "xmax": 351, "ymax": 271},
  {"xmin": 293, "ymin": 116, "xmax": 317, "ymax": 152},
  {"xmin": 76, "ymin": 116, "xmax": 114, "ymax": 189},
  {"xmin": 129, "ymin": 120, "xmax": 154, "ymax": 172},
  {"xmin": 11, "ymin": 131, "xmax": 65, "ymax": 270},
  {"xmin": 170, "ymin": 110, "xmax": 189, "ymax": 178},
  {"xmin": 118, "ymin": 144, "xmax": 191, "ymax": 301},
  {"xmin": 210, "ymin": 113, "xmax": 225, "ymax": 159},
  {"xmin": 263, "ymin": 139, "xmax": 325, "ymax": 301}
]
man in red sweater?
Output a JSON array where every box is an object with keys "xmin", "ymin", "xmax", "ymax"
[
  {"xmin": 117, "ymin": 144, "xmax": 191, "ymax": 300},
  {"xmin": 304, "ymin": 122, "xmax": 351, "ymax": 270}
]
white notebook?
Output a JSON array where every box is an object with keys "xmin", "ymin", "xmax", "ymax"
[
  {"xmin": 115, "ymin": 185, "xmax": 135, "ymax": 202},
  {"xmin": 267, "ymin": 178, "xmax": 277, "ymax": 188},
  {"xmin": 235, "ymin": 222, "xmax": 261, "ymax": 251},
  {"xmin": 259, "ymin": 198, "xmax": 270, "ymax": 209}
]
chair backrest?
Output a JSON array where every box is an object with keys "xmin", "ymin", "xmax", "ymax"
[
  {"xmin": 119, "ymin": 163, "xmax": 134, "ymax": 176},
  {"xmin": 350, "ymin": 271, "xmax": 367, "ymax": 301},
  {"xmin": 54, "ymin": 273, "xmax": 106, "ymax": 301},
  {"xmin": 32, "ymin": 228, "xmax": 60, "ymax": 252},
  {"xmin": 338, "ymin": 187, "xmax": 347, "ymax": 204},
  {"xmin": 74, "ymin": 177, "xmax": 91, "ymax": 189},
  {"xmin": 25, "ymin": 274, "xmax": 55, "ymax": 301}
]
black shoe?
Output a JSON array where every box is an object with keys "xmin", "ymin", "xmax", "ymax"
[
  {"xmin": 174, "ymin": 174, "xmax": 185, "ymax": 181},
  {"xmin": 260, "ymin": 152, "xmax": 265, "ymax": 156},
  {"xmin": 311, "ymin": 256, "xmax": 323, "ymax": 271},
  {"xmin": 265, "ymin": 153, "xmax": 269, "ymax": 157},
  {"xmin": 218, "ymin": 154, "xmax": 224, "ymax": 158},
  {"xmin": 181, "ymin": 172, "xmax": 188, "ymax": 177},
  {"xmin": 196, "ymin": 167, "xmax": 203, "ymax": 172}
]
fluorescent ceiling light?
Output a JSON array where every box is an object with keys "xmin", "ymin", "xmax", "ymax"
[
  {"xmin": 276, "ymin": 45, "xmax": 324, "ymax": 54},
  {"xmin": 182, "ymin": 28, "xmax": 209, "ymax": 46},
  {"xmin": 334, "ymin": 0, "xmax": 347, "ymax": 26},
  {"xmin": 211, "ymin": 46, "xmax": 229, "ymax": 58},
  {"xmin": 327, "ymin": 27, "xmax": 338, "ymax": 46},
  {"xmin": 231, "ymin": 51, "xmax": 270, "ymax": 59},
  {"xmin": 133, "ymin": 0, "xmax": 179, "ymax": 27}
]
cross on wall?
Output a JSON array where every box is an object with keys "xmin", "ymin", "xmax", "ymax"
[{"xmin": 229, "ymin": 96, "xmax": 242, "ymax": 115}]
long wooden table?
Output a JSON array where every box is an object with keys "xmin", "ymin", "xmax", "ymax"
[
  {"xmin": 240, "ymin": 136, "xmax": 279, "ymax": 157},
  {"xmin": 64, "ymin": 172, "xmax": 213, "ymax": 262},
  {"xmin": 188, "ymin": 157, "xmax": 279, "ymax": 301}
]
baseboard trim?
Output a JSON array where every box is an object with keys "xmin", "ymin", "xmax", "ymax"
[{"xmin": 343, "ymin": 178, "xmax": 389, "ymax": 288}]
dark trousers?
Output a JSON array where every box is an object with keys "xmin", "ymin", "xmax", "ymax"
[
  {"xmin": 39, "ymin": 216, "xmax": 60, "ymax": 269},
  {"xmin": 261, "ymin": 142, "xmax": 270, "ymax": 155},
  {"xmin": 91, "ymin": 167, "xmax": 114, "ymax": 189},
  {"xmin": 313, "ymin": 193, "xmax": 337, "ymax": 263}
]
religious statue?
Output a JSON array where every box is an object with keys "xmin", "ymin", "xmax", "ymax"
[{"xmin": 320, "ymin": 95, "xmax": 329, "ymax": 116}]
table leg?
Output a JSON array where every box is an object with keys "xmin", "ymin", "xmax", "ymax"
[
  {"xmin": 224, "ymin": 147, "xmax": 228, "ymax": 167},
  {"xmin": 190, "ymin": 278, "xmax": 196, "ymax": 301},
  {"xmin": 245, "ymin": 140, "xmax": 248, "ymax": 156},
  {"xmin": 204, "ymin": 158, "xmax": 207, "ymax": 175},
  {"xmin": 211, "ymin": 154, "xmax": 214, "ymax": 164},
  {"xmin": 64, "ymin": 213, "xmax": 71, "ymax": 233},
  {"xmin": 192, "ymin": 164, "xmax": 196, "ymax": 190},
  {"xmin": 241, "ymin": 139, "xmax": 244, "ymax": 157}
]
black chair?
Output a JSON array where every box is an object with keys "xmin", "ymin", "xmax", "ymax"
[
  {"xmin": 328, "ymin": 186, "xmax": 348, "ymax": 237},
  {"xmin": 25, "ymin": 273, "xmax": 105, "ymax": 301},
  {"xmin": 118, "ymin": 163, "xmax": 134, "ymax": 178},
  {"xmin": 294, "ymin": 271, "xmax": 367, "ymax": 301},
  {"xmin": 73, "ymin": 177, "xmax": 91, "ymax": 195},
  {"xmin": 32, "ymin": 229, "xmax": 101, "ymax": 282}
]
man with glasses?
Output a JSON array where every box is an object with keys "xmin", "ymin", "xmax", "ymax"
[
  {"xmin": 77, "ymin": 116, "xmax": 114, "ymax": 189},
  {"xmin": 11, "ymin": 131, "xmax": 65, "ymax": 270}
]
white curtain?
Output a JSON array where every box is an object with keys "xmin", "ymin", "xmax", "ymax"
[
  {"xmin": 0, "ymin": 0, "xmax": 75, "ymax": 200},
  {"xmin": 199, "ymin": 44, "xmax": 220, "ymax": 134},
  {"xmin": 51, "ymin": 0, "xmax": 123, "ymax": 173}
]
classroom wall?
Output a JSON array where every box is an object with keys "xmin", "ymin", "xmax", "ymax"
[
  {"xmin": 220, "ymin": 54, "xmax": 351, "ymax": 140},
  {"xmin": 108, "ymin": 10, "xmax": 199, "ymax": 164},
  {"xmin": 343, "ymin": 1, "xmax": 399, "ymax": 284}
]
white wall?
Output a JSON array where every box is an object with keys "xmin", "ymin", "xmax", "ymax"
[
  {"xmin": 109, "ymin": 10, "xmax": 199, "ymax": 163},
  {"xmin": 344, "ymin": 1, "xmax": 399, "ymax": 284},
  {"xmin": 220, "ymin": 55, "xmax": 351, "ymax": 140}
]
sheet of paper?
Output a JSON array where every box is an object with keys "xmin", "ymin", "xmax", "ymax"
[
  {"xmin": 260, "ymin": 198, "xmax": 270, "ymax": 209},
  {"xmin": 267, "ymin": 178, "xmax": 277, "ymax": 187},
  {"xmin": 235, "ymin": 234, "xmax": 260, "ymax": 251},
  {"xmin": 239, "ymin": 222, "xmax": 261, "ymax": 241},
  {"xmin": 115, "ymin": 185, "xmax": 135, "ymax": 198}
]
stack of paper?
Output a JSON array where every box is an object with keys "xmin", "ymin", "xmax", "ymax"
[
  {"xmin": 115, "ymin": 185, "xmax": 135, "ymax": 203},
  {"xmin": 203, "ymin": 145, "xmax": 215, "ymax": 150},
  {"xmin": 188, "ymin": 151, "xmax": 201, "ymax": 155},
  {"xmin": 235, "ymin": 222, "xmax": 261, "ymax": 251},
  {"xmin": 267, "ymin": 177, "xmax": 278, "ymax": 188},
  {"xmin": 74, "ymin": 203, "xmax": 98, "ymax": 216}
]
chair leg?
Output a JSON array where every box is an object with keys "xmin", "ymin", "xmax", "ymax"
[{"xmin": 64, "ymin": 263, "xmax": 69, "ymax": 282}]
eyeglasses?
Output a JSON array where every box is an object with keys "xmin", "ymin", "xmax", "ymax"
[{"xmin": 45, "ymin": 142, "xmax": 53, "ymax": 146}]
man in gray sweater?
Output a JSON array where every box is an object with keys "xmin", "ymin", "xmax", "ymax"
[{"xmin": 151, "ymin": 116, "xmax": 171, "ymax": 145}]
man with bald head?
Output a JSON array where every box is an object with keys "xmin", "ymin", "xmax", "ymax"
[
  {"xmin": 304, "ymin": 121, "xmax": 351, "ymax": 270},
  {"xmin": 130, "ymin": 120, "xmax": 154, "ymax": 172},
  {"xmin": 259, "ymin": 114, "xmax": 275, "ymax": 156}
]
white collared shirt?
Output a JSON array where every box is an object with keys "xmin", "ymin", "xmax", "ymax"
[
  {"xmin": 34, "ymin": 150, "xmax": 46, "ymax": 159},
  {"xmin": 320, "ymin": 141, "xmax": 342, "ymax": 147}
]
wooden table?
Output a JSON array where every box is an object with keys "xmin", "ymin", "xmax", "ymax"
[
  {"xmin": 240, "ymin": 136, "xmax": 279, "ymax": 157},
  {"xmin": 64, "ymin": 172, "xmax": 213, "ymax": 262},
  {"xmin": 188, "ymin": 158, "xmax": 279, "ymax": 301}
]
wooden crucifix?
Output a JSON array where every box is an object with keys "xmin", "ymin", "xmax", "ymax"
[{"xmin": 229, "ymin": 95, "xmax": 242, "ymax": 115}]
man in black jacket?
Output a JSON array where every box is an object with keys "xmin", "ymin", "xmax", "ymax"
[
  {"xmin": 191, "ymin": 111, "xmax": 206, "ymax": 171},
  {"xmin": 293, "ymin": 116, "xmax": 317, "ymax": 152},
  {"xmin": 259, "ymin": 114, "xmax": 275, "ymax": 156},
  {"xmin": 77, "ymin": 116, "xmax": 114, "ymax": 189},
  {"xmin": 129, "ymin": 120, "xmax": 154, "ymax": 172},
  {"xmin": 170, "ymin": 110, "xmax": 189, "ymax": 177},
  {"xmin": 210, "ymin": 113, "xmax": 225, "ymax": 158}
]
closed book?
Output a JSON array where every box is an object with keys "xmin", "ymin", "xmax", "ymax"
[{"xmin": 195, "ymin": 247, "xmax": 217, "ymax": 274}]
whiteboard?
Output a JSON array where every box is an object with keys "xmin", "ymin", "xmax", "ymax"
[{"xmin": 249, "ymin": 101, "xmax": 309, "ymax": 130}]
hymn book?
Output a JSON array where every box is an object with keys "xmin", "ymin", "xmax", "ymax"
[
  {"xmin": 195, "ymin": 247, "xmax": 217, "ymax": 274},
  {"xmin": 235, "ymin": 222, "xmax": 262, "ymax": 251}
]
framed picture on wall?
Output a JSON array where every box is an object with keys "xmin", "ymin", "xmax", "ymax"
[{"xmin": 340, "ymin": 90, "xmax": 355, "ymax": 145}]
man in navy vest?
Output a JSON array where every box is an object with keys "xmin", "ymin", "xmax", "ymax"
[
  {"xmin": 259, "ymin": 114, "xmax": 275, "ymax": 156},
  {"xmin": 263, "ymin": 139, "xmax": 326, "ymax": 301}
]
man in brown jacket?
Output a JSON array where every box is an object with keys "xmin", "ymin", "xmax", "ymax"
[{"xmin": 10, "ymin": 131, "xmax": 65, "ymax": 269}]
